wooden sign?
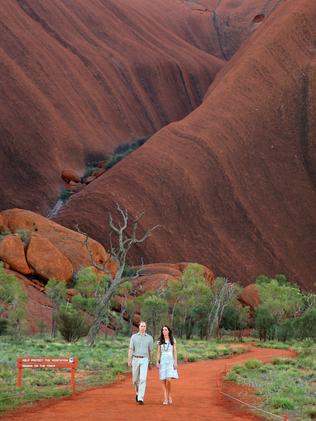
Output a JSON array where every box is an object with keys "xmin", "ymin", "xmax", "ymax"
[{"xmin": 16, "ymin": 357, "xmax": 78, "ymax": 397}]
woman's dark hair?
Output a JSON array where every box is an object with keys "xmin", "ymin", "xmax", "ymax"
[{"xmin": 158, "ymin": 325, "xmax": 174, "ymax": 345}]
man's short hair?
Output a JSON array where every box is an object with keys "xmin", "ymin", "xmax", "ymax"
[{"xmin": 139, "ymin": 321, "xmax": 146, "ymax": 326}]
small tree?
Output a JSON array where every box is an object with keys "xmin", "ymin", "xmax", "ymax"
[
  {"xmin": 255, "ymin": 304, "xmax": 276, "ymax": 341},
  {"xmin": 207, "ymin": 277, "xmax": 240, "ymax": 339},
  {"xmin": 140, "ymin": 294, "xmax": 168, "ymax": 339},
  {"xmin": 297, "ymin": 307, "xmax": 316, "ymax": 340},
  {"xmin": 56, "ymin": 304, "xmax": 90, "ymax": 342},
  {"xmin": 165, "ymin": 264, "xmax": 210, "ymax": 338},
  {"xmin": 256, "ymin": 277, "xmax": 304, "ymax": 320},
  {"xmin": 0, "ymin": 263, "xmax": 27, "ymax": 338},
  {"xmin": 45, "ymin": 279, "xmax": 67, "ymax": 337}
]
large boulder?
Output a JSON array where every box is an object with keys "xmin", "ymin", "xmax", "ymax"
[
  {"xmin": 1, "ymin": 209, "xmax": 115, "ymax": 275},
  {"xmin": 131, "ymin": 262, "xmax": 215, "ymax": 295},
  {"xmin": 61, "ymin": 168, "xmax": 81, "ymax": 184},
  {"xmin": 239, "ymin": 284, "xmax": 261, "ymax": 310},
  {"xmin": 26, "ymin": 235, "xmax": 73, "ymax": 282},
  {"xmin": 0, "ymin": 234, "xmax": 31, "ymax": 274}
]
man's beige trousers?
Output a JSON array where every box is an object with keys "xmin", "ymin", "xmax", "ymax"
[{"xmin": 132, "ymin": 357, "xmax": 149, "ymax": 402}]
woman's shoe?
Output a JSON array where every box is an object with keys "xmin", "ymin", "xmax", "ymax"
[
  {"xmin": 163, "ymin": 400, "xmax": 168, "ymax": 405},
  {"xmin": 168, "ymin": 398, "xmax": 173, "ymax": 404}
]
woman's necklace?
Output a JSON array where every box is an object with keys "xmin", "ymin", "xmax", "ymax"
[{"xmin": 163, "ymin": 340, "xmax": 170, "ymax": 351}]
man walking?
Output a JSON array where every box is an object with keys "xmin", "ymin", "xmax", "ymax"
[{"xmin": 128, "ymin": 321, "xmax": 153, "ymax": 404}]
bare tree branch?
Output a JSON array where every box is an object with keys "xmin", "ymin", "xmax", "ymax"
[{"xmin": 75, "ymin": 207, "xmax": 159, "ymax": 345}]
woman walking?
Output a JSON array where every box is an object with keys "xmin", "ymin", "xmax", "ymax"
[{"xmin": 156, "ymin": 325, "xmax": 178, "ymax": 404}]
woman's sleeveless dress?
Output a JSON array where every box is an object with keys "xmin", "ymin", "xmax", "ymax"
[{"xmin": 159, "ymin": 340, "xmax": 179, "ymax": 380}]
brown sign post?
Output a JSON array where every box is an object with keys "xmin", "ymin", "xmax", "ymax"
[{"xmin": 16, "ymin": 357, "xmax": 78, "ymax": 398}]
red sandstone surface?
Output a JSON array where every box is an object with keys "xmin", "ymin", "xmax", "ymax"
[
  {"xmin": 55, "ymin": 0, "xmax": 316, "ymax": 289},
  {"xmin": 0, "ymin": 0, "xmax": 283, "ymax": 214},
  {"xmin": 0, "ymin": 0, "xmax": 224, "ymax": 214},
  {"xmin": 0, "ymin": 346, "xmax": 294, "ymax": 421},
  {"xmin": 239, "ymin": 284, "xmax": 261, "ymax": 310}
]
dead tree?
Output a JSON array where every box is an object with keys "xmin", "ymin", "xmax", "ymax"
[
  {"xmin": 207, "ymin": 278, "xmax": 239, "ymax": 339},
  {"xmin": 77, "ymin": 204, "xmax": 159, "ymax": 345}
]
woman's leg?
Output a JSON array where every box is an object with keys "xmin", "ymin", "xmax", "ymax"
[
  {"xmin": 161, "ymin": 380, "xmax": 168, "ymax": 403},
  {"xmin": 166, "ymin": 379, "xmax": 172, "ymax": 403}
]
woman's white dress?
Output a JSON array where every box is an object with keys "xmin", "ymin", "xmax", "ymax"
[{"xmin": 159, "ymin": 340, "xmax": 179, "ymax": 380}]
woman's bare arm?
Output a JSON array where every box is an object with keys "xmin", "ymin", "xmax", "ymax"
[
  {"xmin": 156, "ymin": 343, "xmax": 160, "ymax": 368},
  {"xmin": 173, "ymin": 342, "xmax": 178, "ymax": 368}
]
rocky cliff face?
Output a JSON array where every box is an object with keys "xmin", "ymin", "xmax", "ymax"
[
  {"xmin": 0, "ymin": 0, "xmax": 224, "ymax": 213},
  {"xmin": 55, "ymin": 0, "xmax": 316, "ymax": 289},
  {"xmin": 0, "ymin": 0, "xmax": 282, "ymax": 214}
]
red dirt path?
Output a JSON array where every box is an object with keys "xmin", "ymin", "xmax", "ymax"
[{"xmin": 1, "ymin": 346, "xmax": 294, "ymax": 421}]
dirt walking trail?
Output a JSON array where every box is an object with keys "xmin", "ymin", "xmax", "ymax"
[{"xmin": 1, "ymin": 346, "xmax": 294, "ymax": 421}]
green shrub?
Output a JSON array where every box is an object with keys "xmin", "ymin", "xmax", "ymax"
[
  {"xmin": 56, "ymin": 306, "xmax": 90, "ymax": 342},
  {"xmin": 16, "ymin": 229, "xmax": 30, "ymax": 243},
  {"xmin": 59, "ymin": 189, "xmax": 72, "ymax": 202},
  {"xmin": 271, "ymin": 396, "xmax": 295, "ymax": 410},
  {"xmin": 225, "ymin": 371, "xmax": 238, "ymax": 382},
  {"xmin": 245, "ymin": 359, "xmax": 262, "ymax": 369},
  {"xmin": 0, "ymin": 231, "xmax": 11, "ymax": 241},
  {"xmin": 84, "ymin": 165, "xmax": 98, "ymax": 177},
  {"xmin": 304, "ymin": 407, "xmax": 316, "ymax": 418},
  {"xmin": 272, "ymin": 357, "xmax": 294, "ymax": 366},
  {"xmin": 0, "ymin": 264, "xmax": 27, "ymax": 336}
]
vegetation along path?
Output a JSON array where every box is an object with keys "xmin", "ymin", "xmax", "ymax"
[{"xmin": 1, "ymin": 346, "xmax": 294, "ymax": 421}]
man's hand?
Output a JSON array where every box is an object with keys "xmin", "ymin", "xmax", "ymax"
[
  {"xmin": 156, "ymin": 362, "xmax": 160, "ymax": 369},
  {"xmin": 173, "ymin": 362, "xmax": 177, "ymax": 369}
]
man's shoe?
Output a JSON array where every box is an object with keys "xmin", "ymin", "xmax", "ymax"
[
  {"xmin": 137, "ymin": 400, "xmax": 144, "ymax": 405},
  {"xmin": 135, "ymin": 395, "xmax": 138, "ymax": 402}
]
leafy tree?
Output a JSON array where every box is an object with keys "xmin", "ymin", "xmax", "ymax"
[
  {"xmin": 140, "ymin": 294, "xmax": 168, "ymax": 339},
  {"xmin": 255, "ymin": 305, "xmax": 276, "ymax": 341},
  {"xmin": 207, "ymin": 277, "xmax": 240, "ymax": 338},
  {"xmin": 56, "ymin": 304, "xmax": 90, "ymax": 342},
  {"xmin": 45, "ymin": 279, "xmax": 67, "ymax": 337},
  {"xmin": 221, "ymin": 304, "xmax": 249, "ymax": 334},
  {"xmin": 0, "ymin": 262, "xmax": 27, "ymax": 337},
  {"xmin": 297, "ymin": 307, "xmax": 316, "ymax": 340},
  {"xmin": 165, "ymin": 264, "xmax": 210, "ymax": 339},
  {"xmin": 256, "ymin": 278, "xmax": 304, "ymax": 320}
]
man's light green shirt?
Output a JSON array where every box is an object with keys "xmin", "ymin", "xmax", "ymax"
[{"xmin": 129, "ymin": 332, "xmax": 153, "ymax": 357}]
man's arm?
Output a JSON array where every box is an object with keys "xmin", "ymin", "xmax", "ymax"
[
  {"xmin": 148, "ymin": 336, "xmax": 154, "ymax": 368},
  {"xmin": 128, "ymin": 337, "xmax": 133, "ymax": 367}
]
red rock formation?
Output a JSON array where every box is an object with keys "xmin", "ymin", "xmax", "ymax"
[
  {"xmin": 61, "ymin": 169, "xmax": 81, "ymax": 184},
  {"xmin": 126, "ymin": 262, "xmax": 215, "ymax": 295},
  {"xmin": 27, "ymin": 235, "xmax": 73, "ymax": 282},
  {"xmin": 239, "ymin": 284, "xmax": 261, "ymax": 310},
  {"xmin": 0, "ymin": 234, "xmax": 31, "ymax": 275},
  {"xmin": 2, "ymin": 208, "xmax": 113, "ymax": 274},
  {"xmin": 0, "ymin": 0, "xmax": 224, "ymax": 213},
  {"xmin": 194, "ymin": 0, "xmax": 282, "ymax": 59},
  {"xmin": 55, "ymin": 0, "xmax": 316, "ymax": 290}
]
